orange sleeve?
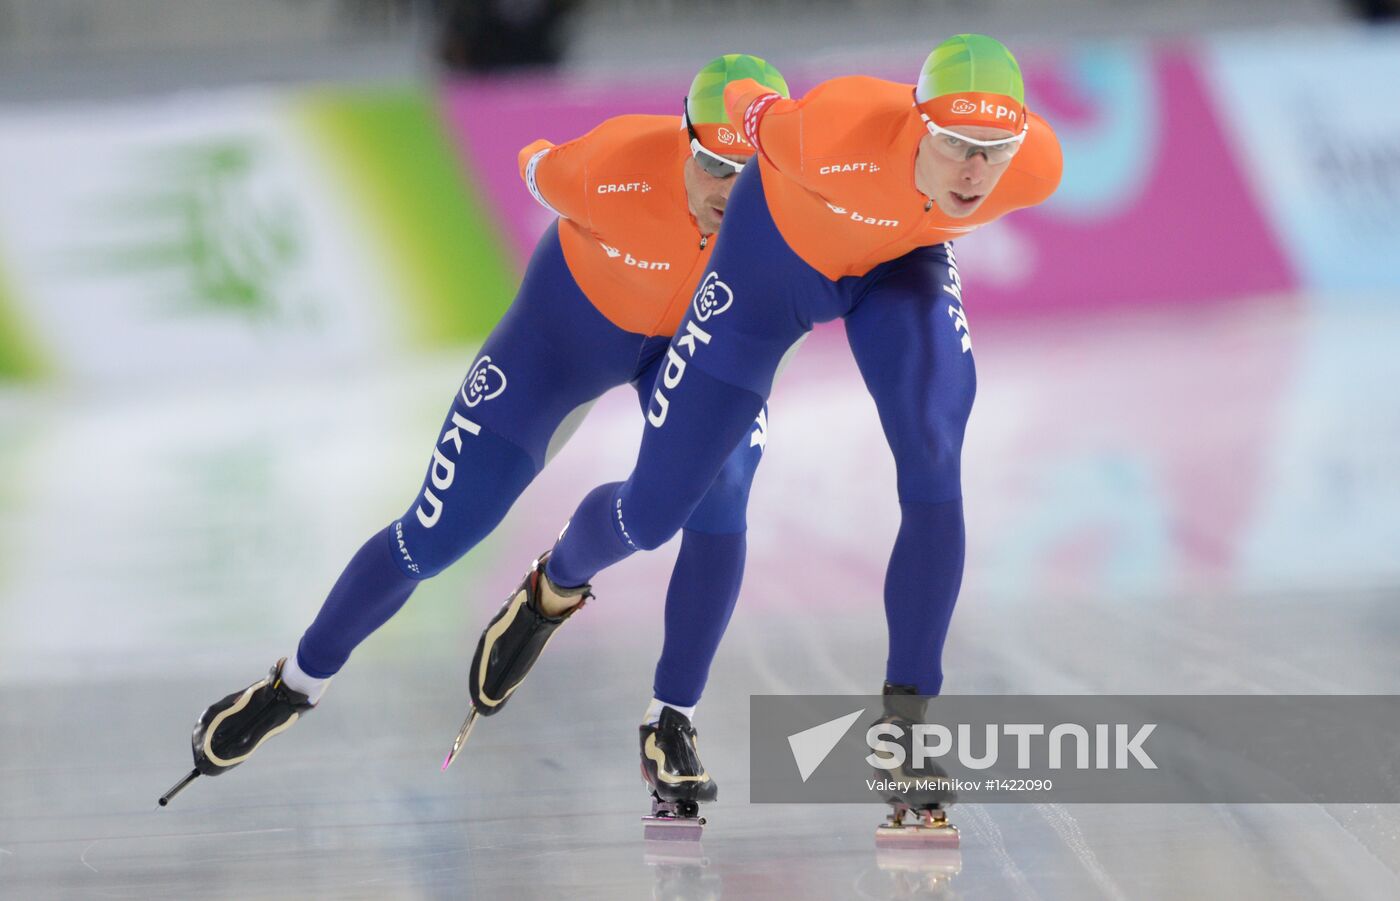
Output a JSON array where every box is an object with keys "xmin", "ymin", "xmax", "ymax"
[
  {"xmin": 518, "ymin": 136, "xmax": 593, "ymax": 227},
  {"xmin": 724, "ymin": 78, "xmax": 802, "ymax": 174}
]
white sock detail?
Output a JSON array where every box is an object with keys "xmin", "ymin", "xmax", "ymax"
[
  {"xmin": 280, "ymin": 653, "xmax": 330, "ymax": 705},
  {"xmin": 644, "ymin": 698, "xmax": 697, "ymax": 726}
]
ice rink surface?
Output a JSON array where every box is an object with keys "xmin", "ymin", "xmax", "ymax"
[{"xmin": 3, "ymin": 296, "xmax": 1399, "ymax": 900}]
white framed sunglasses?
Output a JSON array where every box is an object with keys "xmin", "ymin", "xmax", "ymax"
[
  {"xmin": 918, "ymin": 110, "xmax": 1029, "ymax": 164},
  {"xmin": 683, "ymin": 98, "xmax": 746, "ymax": 178}
]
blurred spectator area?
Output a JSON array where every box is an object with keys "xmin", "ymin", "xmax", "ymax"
[
  {"xmin": 0, "ymin": 0, "xmax": 429, "ymax": 99},
  {"xmin": 1347, "ymin": 0, "xmax": 1400, "ymax": 20},
  {"xmin": 0, "ymin": 0, "xmax": 1356, "ymax": 100},
  {"xmin": 567, "ymin": 0, "xmax": 1347, "ymax": 72},
  {"xmin": 0, "ymin": 1, "xmax": 420, "ymax": 57}
]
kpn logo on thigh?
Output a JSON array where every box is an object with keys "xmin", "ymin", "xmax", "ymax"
[
  {"xmin": 411, "ymin": 354, "xmax": 508, "ymax": 532},
  {"xmin": 646, "ymin": 271, "xmax": 734, "ymax": 428}
]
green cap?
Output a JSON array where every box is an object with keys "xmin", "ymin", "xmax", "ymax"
[
  {"xmin": 915, "ymin": 34, "xmax": 1024, "ymax": 106},
  {"xmin": 686, "ymin": 53, "xmax": 790, "ymax": 125}
]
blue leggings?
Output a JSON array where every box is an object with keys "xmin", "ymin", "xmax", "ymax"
[
  {"xmin": 548, "ymin": 165, "xmax": 976, "ymax": 694},
  {"xmin": 297, "ymin": 223, "xmax": 766, "ymax": 707}
]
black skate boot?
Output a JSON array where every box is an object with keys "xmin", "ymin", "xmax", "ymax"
[
  {"xmin": 159, "ymin": 658, "xmax": 314, "ymax": 806},
  {"xmin": 470, "ymin": 552, "xmax": 591, "ymax": 713},
  {"xmin": 641, "ymin": 706, "xmax": 715, "ymax": 841},
  {"xmin": 871, "ymin": 683, "xmax": 959, "ymax": 849},
  {"xmin": 442, "ymin": 553, "xmax": 591, "ymax": 769}
]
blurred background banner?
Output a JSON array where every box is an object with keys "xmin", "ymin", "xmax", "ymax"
[
  {"xmin": 0, "ymin": 86, "xmax": 516, "ymax": 387},
  {"xmin": 1204, "ymin": 30, "xmax": 1400, "ymax": 295},
  {"xmin": 0, "ymin": 91, "xmax": 398, "ymax": 386},
  {"xmin": 13, "ymin": 29, "xmax": 1400, "ymax": 387}
]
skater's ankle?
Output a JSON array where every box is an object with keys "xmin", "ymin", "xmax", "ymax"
[
  {"xmin": 644, "ymin": 698, "xmax": 697, "ymax": 726},
  {"xmin": 279, "ymin": 653, "xmax": 331, "ymax": 705},
  {"xmin": 537, "ymin": 575, "xmax": 586, "ymax": 617}
]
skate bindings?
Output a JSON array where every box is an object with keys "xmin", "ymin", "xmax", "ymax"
[
  {"xmin": 159, "ymin": 658, "xmax": 314, "ymax": 806},
  {"xmin": 442, "ymin": 552, "xmax": 591, "ymax": 769},
  {"xmin": 871, "ymin": 682, "xmax": 960, "ymax": 849},
  {"xmin": 641, "ymin": 706, "xmax": 716, "ymax": 841}
]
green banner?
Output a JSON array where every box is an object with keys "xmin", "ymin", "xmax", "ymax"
[{"xmin": 299, "ymin": 87, "xmax": 517, "ymax": 348}]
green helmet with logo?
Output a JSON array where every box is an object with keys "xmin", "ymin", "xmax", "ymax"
[
  {"xmin": 914, "ymin": 34, "xmax": 1028, "ymax": 134},
  {"xmin": 686, "ymin": 53, "xmax": 789, "ymax": 127},
  {"xmin": 916, "ymin": 34, "xmax": 1024, "ymax": 106}
]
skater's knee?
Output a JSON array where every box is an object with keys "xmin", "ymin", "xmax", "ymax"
[
  {"xmin": 387, "ymin": 519, "xmax": 449, "ymax": 579},
  {"xmin": 613, "ymin": 495, "xmax": 685, "ymax": 552},
  {"xmin": 682, "ymin": 465, "xmax": 752, "ymax": 535},
  {"xmin": 881, "ymin": 382, "xmax": 970, "ymax": 485},
  {"xmin": 389, "ymin": 505, "xmax": 499, "ymax": 580},
  {"xmin": 887, "ymin": 409, "xmax": 967, "ymax": 502},
  {"xmin": 893, "ymin": 441, "xmax": 963, "ymax": 503},
  {"xmin": 622, "ymin": 517, "xmax": 679, "ymax": 552}
]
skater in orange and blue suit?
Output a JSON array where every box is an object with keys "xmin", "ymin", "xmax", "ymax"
[{"xmin": 166, "ymin": 55, "xmax": 790, "ymax": 810}]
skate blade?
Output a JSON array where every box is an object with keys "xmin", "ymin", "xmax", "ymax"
[
  {"xmin": 643, "ymin": 815, "xmax": 706, "ymax": 842},
  {"xmin": 157, "ymin": 768, "xmax": 201, "ymax": 808},
  {"xmin": 874, "ymin": 822, "xmax": 960, "ymax": 850},
  {"xmin": 441, "ymin": 707, "xmax": 480, "ymax": 771}
]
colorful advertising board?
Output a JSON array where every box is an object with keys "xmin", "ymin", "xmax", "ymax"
[
  {"xmin": 1204, "ymin": 31, "xmax": 1400, "ymax": 295},
  {"xmin": 0, "ymin": 88, "xmax": 514, "ymax": 385}
]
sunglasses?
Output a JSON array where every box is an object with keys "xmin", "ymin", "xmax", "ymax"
[
  {"xmin": 683, "ymin": 98, "xmax": 746, "ymax": 179},
  {"xmin": 918, "ymin": 111, "xmax": 1028, "ymax": 165}
]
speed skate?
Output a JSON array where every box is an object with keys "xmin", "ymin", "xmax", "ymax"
[
  {"xmin": 642, "ymin": 794, "xmax": 708, "ymax": 842},
  {"xmin": 875, "ymin": 803, "xmax": 960, "ymax": 849},
  {"xmin": 638, "ymin": 706, "xmax": 717, "ymax": 841}
]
